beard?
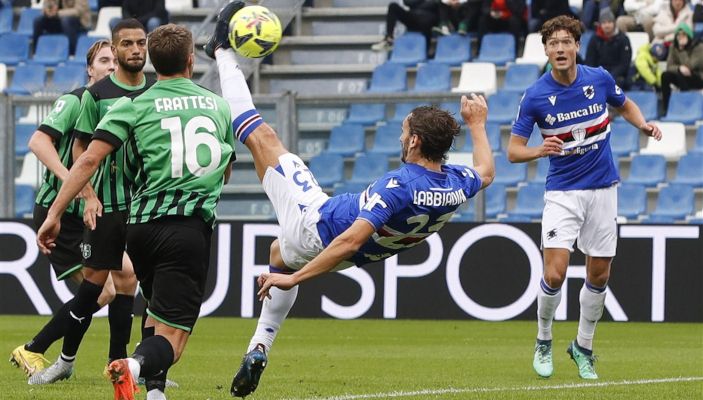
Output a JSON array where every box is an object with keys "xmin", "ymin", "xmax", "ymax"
[{"xmin": 118, "ymin": 58, "xmax": 146, "ymax": 73}]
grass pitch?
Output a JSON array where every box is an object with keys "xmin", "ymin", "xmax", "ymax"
[{"xmin": 1, "ymin": 316, "xmax": 701, "ymax": 399}]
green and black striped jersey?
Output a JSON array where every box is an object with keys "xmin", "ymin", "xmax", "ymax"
[
  {"xmin": 93, "ymin": 78, "xmax": 234, "ymax": 227},
  {"xmin": 74, "ymin": 73, "xmax": 154, "ymax": 213},
  {"xmin": 35, "ymin": 86, "xmax": 87, "ymax": 216}
]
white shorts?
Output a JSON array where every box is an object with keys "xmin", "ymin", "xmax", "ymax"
[
  {"xmin": 262, "ymin": 153, "xmax": 330, "ymax": 270},
  {"xmin": 541, "ymin": 185, "xmax": 617, "ymax": 257}
]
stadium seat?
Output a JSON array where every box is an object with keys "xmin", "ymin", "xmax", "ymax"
[
  {"xmin": 15, "ymin": 124, "xmax": 34, "ymax": 156},
  {"xmin": 309, "ymin": 153, "xmax": 344, "ymax": 188},
  {"xmin": 579, "ymin": 30, "xmax": 593, "ymax": 60},
  {"xmin": 617, "ymin": 183, "xmax": 646, "ymax": 219},
  {"xmin": 648, "ymin": 184, "xmax": 695, "ymax": 221},
  {"xmin": 346, "ymin": 103, "xmax": 385, "ymax": 125},
  {"xmin": 325, "ymin": 124, "xmax": 365, "ymax": 157},
  {"xmin": 388, "ymin": 32, "xmax": 426, "ymax": 66},
  {"xmin": 88, "ymin": 7, "xmax": 121, "ymax": 37},
  {"xmin": 661, "ymin": 91, "xmax": 703, "ymax": 124},
  {"xmin": 625, "ymin": 154, "xmax": 666, "ymax": 187},
  {"xmin": 0, "ymin": 7, "xmax": 13, "ymax": 35},
  {"xmin": 452, "ymin": 182, "xmax": 508, "ymax": 220},
  {"xmin": 609, "ymin": 121, "xmax": 640, "ymax": 157},
  {"xmin": 486, "ymin": 92, "xmax": 521, "ymax": 125},
  {"xmin": 694, "ymin": 125, "xmax": 703, "ymax": 153},
  {"xmin": 33, "ymin": 34, "xmax": 69, "ymax": 65},
  {"xmin": 52, "ymin": 64, "xmax": 88, "ymax": 93},
  {"xmin": 16, "ymin": 8, "xmax": 41, "ymax": 38},
  {"xmin": 431, "ymin": 34, "xmax": 471, "ymax": 65},
  {"xmin": 476, "ymin": 33, "xmax": 515, "ymax": 66},
  {"xmin": 530, "ymin": 157, "xmax": 549, "ymax": 183},
  {"xmin": 452, "ymin": 62, "xmax": 497, "ymax": 95},
  {"xmin": 507, "ymin": 182, "xmax": 545, "ymax": 219},
  {"xmin": 166, "ymin": 0, "xmax": 193, "ymax": 12},
  {"xmin": 70, "ymin": 35, "xmax": 107, "ymax": 65},
  {"xmin": 626, "ymin": 32, "xmax": 649, "ymax": 62},
  {"xmin": 627, "ymin": 91, "xmax": 658, "ymax": 121},
  {"xmin": 216, "ymin": 199, "xmax": 276, "ymax": 220},
  {"xmin": 515, "ymin": 33, "xmax": 548, "ymax": 68},
  {"xmin": 333, "ymin": 181, "xmax": 369, "ymax": 196},
  {"xmin": 526, "ymin": 125, "xmax": 543, "ymax": 147},
  {"xmin": 493, "ymin": 153, "xmax": 527, "ymax": 186},
  {"xmin": 15, "ymin": 151, "xmax": 42, "ymax": 188},
  {"xmin": 639, "ymin": 122, "xmax": 686, "ymax": 160},
  {"xmin": 15, "ymin": 184, "xmax": 34, "ymax": 217},
  {"xmin": 369, "ymin": 122, "xmax": 402, "ymax": 156},
  {"xmin": 6, "ymin": 64, "xmax": 47, "ymax": 96},
  {"xmin": 439, "ymin": 101, "xmax": 465, "ymax": 126},
  {"xmin": 502, "ymin": 63, "xmax": 541, "ymax": 94},
  {"xmin": 390, "ymin": 102, "xmax": 423, "ymax": 122},
  {"xmin": 413, "ymin": 62, "xmax": 451, "ymax": 92},
  {"xmin": 0, "ymin": 63, "xmax": 7, "ymax": 92},
  {"xmin": 349, "ymin": 153, "xmax": 389, "ymax": 184},
  {"xmin": 463, "ymin": 122, "xmax": 502, "ymax": 152},
  {"xmin": 368, "ymin": 62, "xmax": 407, "ymax": 92},
  {"xmin": 672, "ymin": 153, "xmax": 703, "ymax": 187},
  {"xmin": 0, "ymin": 33, "xmax": 30, "ymax": 66}
]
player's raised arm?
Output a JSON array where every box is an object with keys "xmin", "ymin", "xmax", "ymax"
[{"xmin": 461, "ymin": 94, "xmax": 494, "ymax": 189}]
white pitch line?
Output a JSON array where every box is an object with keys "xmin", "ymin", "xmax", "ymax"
[{"xmin": 286, "ymin": 376, "xmax": 703, "ymax": 400}]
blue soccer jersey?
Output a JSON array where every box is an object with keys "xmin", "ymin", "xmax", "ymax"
[
  {"xmin": 512, "ymin": 65, "xmax": 624, "ymax": 191},
  {"xmin": 316, "ymin": 163, "xmax": 483, "ymax": 266}
]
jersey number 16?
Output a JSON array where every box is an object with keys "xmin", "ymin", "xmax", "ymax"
[{"xmin": 162, "ymin": 116, "xmax": 221, "ymax": 178}]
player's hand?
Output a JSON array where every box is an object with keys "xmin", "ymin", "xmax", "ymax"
[
  {"xmin": 640, "ymin": 121, "xmax": 662, "ymax": 141},
  {"xmin": 257, "ymin": 272, "xmax": 298, "ymax": 301},
  {"xmin": 37, "ymin": 216, "xmax": 60, "ymax": 255},
  {"xmin": 460, "ymin": 93, "xmax": 488, "ymax": 128},
  {"xmin": 540, "ymin": 136, "xmax": 563, "ymax": 157},
  {"xmin": 83, "ymin": 197, "xmax": 102, "ymax": 230}
]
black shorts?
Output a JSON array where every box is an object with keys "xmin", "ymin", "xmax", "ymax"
[
  {"xmin": 33, "ymin": 204, "xmax": 84, "ymax": 280},
  {"xmin": 126, "ymin": 216, "xmax": 212, "ymax": 333},
  {"xmin": 81, "ymin": 210, "xmax": 128, "ymax": 270}
]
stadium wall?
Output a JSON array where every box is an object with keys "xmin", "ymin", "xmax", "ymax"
[{"xmin": 1, "ymin": 220, "xmax": 701, "ymax": 322}]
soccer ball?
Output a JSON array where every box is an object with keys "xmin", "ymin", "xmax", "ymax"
[{"xmin": 228, "ymin": 5, "xmax": 282, "ymax": 58}]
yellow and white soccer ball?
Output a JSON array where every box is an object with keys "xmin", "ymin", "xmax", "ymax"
[{"xmin": 228, "ymin": 5, "xmax": 282, "ymax": 58}]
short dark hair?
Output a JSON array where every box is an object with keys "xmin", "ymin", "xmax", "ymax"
[
  {"xmin": 148, "ymin": 24, "xmax": 193, "ymax": 76},
  {"xmin": 111, "ymin": 18, "xmax": 147, "ymax": 42},
  {"xmin": 540, "ymin": 15, "xmax": 582, "ymax": 44},
  {"xmin": 408, "ymin": 106, "xmax": 460, "ymax": 163},
  {"xmin": 86, "ymin": 39, "xmax": 111, "ymax": 66}
]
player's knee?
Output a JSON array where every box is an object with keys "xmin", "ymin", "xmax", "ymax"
[
  {"xmin": 112, "ymin": 271, "xmax": 138, "ymax": 295},
  {"xmin": 543, "ymin": 270, "xmax": 565, "ymax": 289},
  {"xmin": 99, "ymin": 282, "xmax": 116, "ymax": 305},
  {"xmin": 69, "ymin": 271, "xmax": 84, "ymax": 285},
  {"xmin": 269, "ymin": 239, "xmax": 284, "ymax": 267}
]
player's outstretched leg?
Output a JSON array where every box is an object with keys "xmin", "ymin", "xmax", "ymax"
[
  {"xmin": 532, "ymin": 339, "xmax": 553, "ymax": 378},
  {"xmin": 10, "ymin": 345, "xmax": 49, "ymax": 377},
  {"xmin": 27, "ymin": 356, "xmax": 73, "ymax": 385},
  {"xmin": 230, "ymin": 344, "xmax": 268, "ymax": 398},
  {"xmin": 567, "ymin": 340, "xmax": 598, "ymax": 379},
  {"xmin": 204, "ymin": 1, "xmax": 245, "ymax": 59}
]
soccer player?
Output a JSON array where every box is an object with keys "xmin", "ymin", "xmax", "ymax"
[
  {"xmin": 507, "ymin": 15, "xmax": 662, "ymax": 380},
  {"xmin": 37, "ymin": 23, "xmax": 235, "ymax": 400},
  {"xmin": 28, "ymin": 18, "xmax": 153, "ymax": 385},
  {"xmin": 10, "ymin": 39, "xmax": 117, "ymax": 379},
  {"xmin": 204, "ymin": 3, "xmax": 495, "ymax": 396}
]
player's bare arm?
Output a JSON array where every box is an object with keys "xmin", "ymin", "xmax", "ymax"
[
  {"xmin": 507, "ymin": 134, "xmax": 563, "ymax": 163},
  {"xmin": 461, "ymin": 94, "xmax": 495, "ymax": 188},
  {"xmin": 29, "ymin": 132, "xmax": 71, "ymax": 182},
  {"xmin": 617, "ymin": 97, "xmax": 662, "ymax": 141},
  {"xmin": 257, "ymin": 219, "xmax": 376, "ymax": 300}
]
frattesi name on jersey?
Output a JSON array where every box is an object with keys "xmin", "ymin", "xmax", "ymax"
[
  {"xmin": 547, "ymin": 103, "xmax": 604, "ymax": 125},
  {"xmin": 154, "ymin": 96, "xmax": 219, "ymax": 113},
  {"xmin": 413, "ymin": 189, "xmax": 466, "ymax": 206}
]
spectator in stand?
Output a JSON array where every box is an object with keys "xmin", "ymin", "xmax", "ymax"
[
  {"xmin": 371, "ymin": 0, "xmax": 438, "ymax": 51},
  {"xmin": 652, "ymin": 0, "xmax": 692, "ymax": 44},
  {"xmin": 433, "ymin": 0, "xmax": 482, "ymax": 36},
  {"xmin": 582, "ymin": 0, "xmax": 625, "ymax": 30},
  {"xmin": 477, "ymin": 0, "xmax": 527, "ymax": 53},
  {"xmin": 616, "ymin": 0, "xmax": 662, "ymax": 38},
  {"xmin": 99, "ymin": 0, "xmax": 122, "ymax": 9},
  {"xmin": 585, "ymin": 8, "xmax": 633, "ymax": 88},
  {"xmin": 121, "ymin": 0, "xmax": 168, "ymax": 32},
  {"xmin": 529, "ymin": 0, "xmax": 575, "ymax": 32},
  {"xmin": 632, "ymin": 42, "xmax": 667, "ymax": 89},
  {"xmin": 661, "ymin": 22, "xmax": 703, "ymax": 111},
  {"xmin": 33, "ymin": 0, "xmax": 91, "ymax": 55}
]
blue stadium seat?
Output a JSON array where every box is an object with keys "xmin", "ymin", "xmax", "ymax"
[
  {"xmin": 0, "ymin": 33, "xmax": 30, "ymax": 65},
  {"xmin": 439, "ymin": 101, "xmax": 465, "ymax": 125},
  {"xmin": 476, "ymin": 33, "xmax": 515, "ymax": 66},
  {"xmin": 661, "ymin": 91, "xmax": 703, "ymax": 124},
  {"xmin": 672, "ymin": 153, "xmax": 703, "ymax": 187},
  {"xmin": 216, "ymin": 199, "xmax": 276, "ymax": 220},
  {"xmin": 390, "ymin": 102, "xmax": 423, "ymax": 122},
  {"xmin": 333, "ymin": 181, "xmax": 369, "ymax": 196},
  {"xmin": 648, "ymin": 184, "xmax": 694, "ymax": 220},
  {"xmin": 499, "ymin": 214, "xmax": 533, "ymax": 223},
  {"xmin": 451, "ymin": 182, "xmax": 507, "ymax": 220},
  {"xmin": 52, "ymin": 64, "xmax": 87, "ymax": 93},
  {"xmin": 610, "ymin": 121, "xmax": 640, "ymax": 157},
  {"xmin": 530, "ymin": 157, "xmax": 549, "ymax": 183},
  {"xmin": 502, "ymin": 63, "xmax": 541, "ymax": 93},
  {"xmin": 625, "ymin": 154, "xmax": 666, "ymax": 187},
  {"xmin": 6, "ymin": 64, "xmax": 47, "ymax": 96},
  {"xmin": 463, "ymin": 122, "xmax": 502, "ymax": 152},
  {"xmin": 507, "ymin": 183, "xmax": 545, "ymax": 219},
  {"xmin": 627, "ymin": 91, "xmax": 658, "ymax": 121},
  {"xmin": 487, "ymin": 92, "xmax": 521, "ymax": 125},
  {"xmin": 368, "ymin": 62, "xmax": 407, "ymax": 92},
  {"xmin": 309, "ymin": 153, "xmax": 344, "ymax": 188},
  {"xmin": 349, "ymin": 153, "xmax": 389, "ymax": 184},
  {"xmin": 71, "ymin": 35, "xmax": 107, "ymax": 65},
  {"xmin": 16, "ymin": 8, "xmax": 42, "ymax": 38},
  {"xmin": 694, "ymin": 125, "xmax": 703, "ymax": 153},
  {"xmin": 346, "ymin": 103, "xmax": 385, "ymax": 125},
  {"xmin": 325, "ymin": 124, "xmax": 365, "ymax": 157},
  {"xmin": 526, "ymin": 124, "xmax": 543, "ymax": 147},
  {"xmin": 15, "ymin": 184, "xmax": 35, "ymax": 217},
  {"xmin": 388, "ymin": 32, "xmax": 426, "ymax": 66},
  {"xmin": 431, "ymin": 34, "xmax": 471, "ymax": 65},
  {"xmin": 33, "ymin": 34, "xmax": 69, "ymax": 65},
  {"xmin": 0, "ymin": 7, "xmax": 13, "ymax": 35},
  {"xmin": 413, "ymin": 62, "xmax": 451, "ymax": 92},
  {"xmin": 369, "ymin": 122, "xmax": 402, "ymax": 156},
  {"xmin": 579, "ymin": 30, "xmax": 593, "ymax": 60},
  {"xmin": 493, "ymin": 153, "xmax": 527, "ymax": 186},
  {"xmin": 15, "ymin": 124, "xmax": 34, "ymax": 156},
  {"xmin": 617, "ymin": 183, "xmax": 646, "ymax": 219}
]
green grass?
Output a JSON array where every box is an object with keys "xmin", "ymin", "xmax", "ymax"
[{"xmin": 1, "ymin": 316, "xmax": 702, "ymax": 399}]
